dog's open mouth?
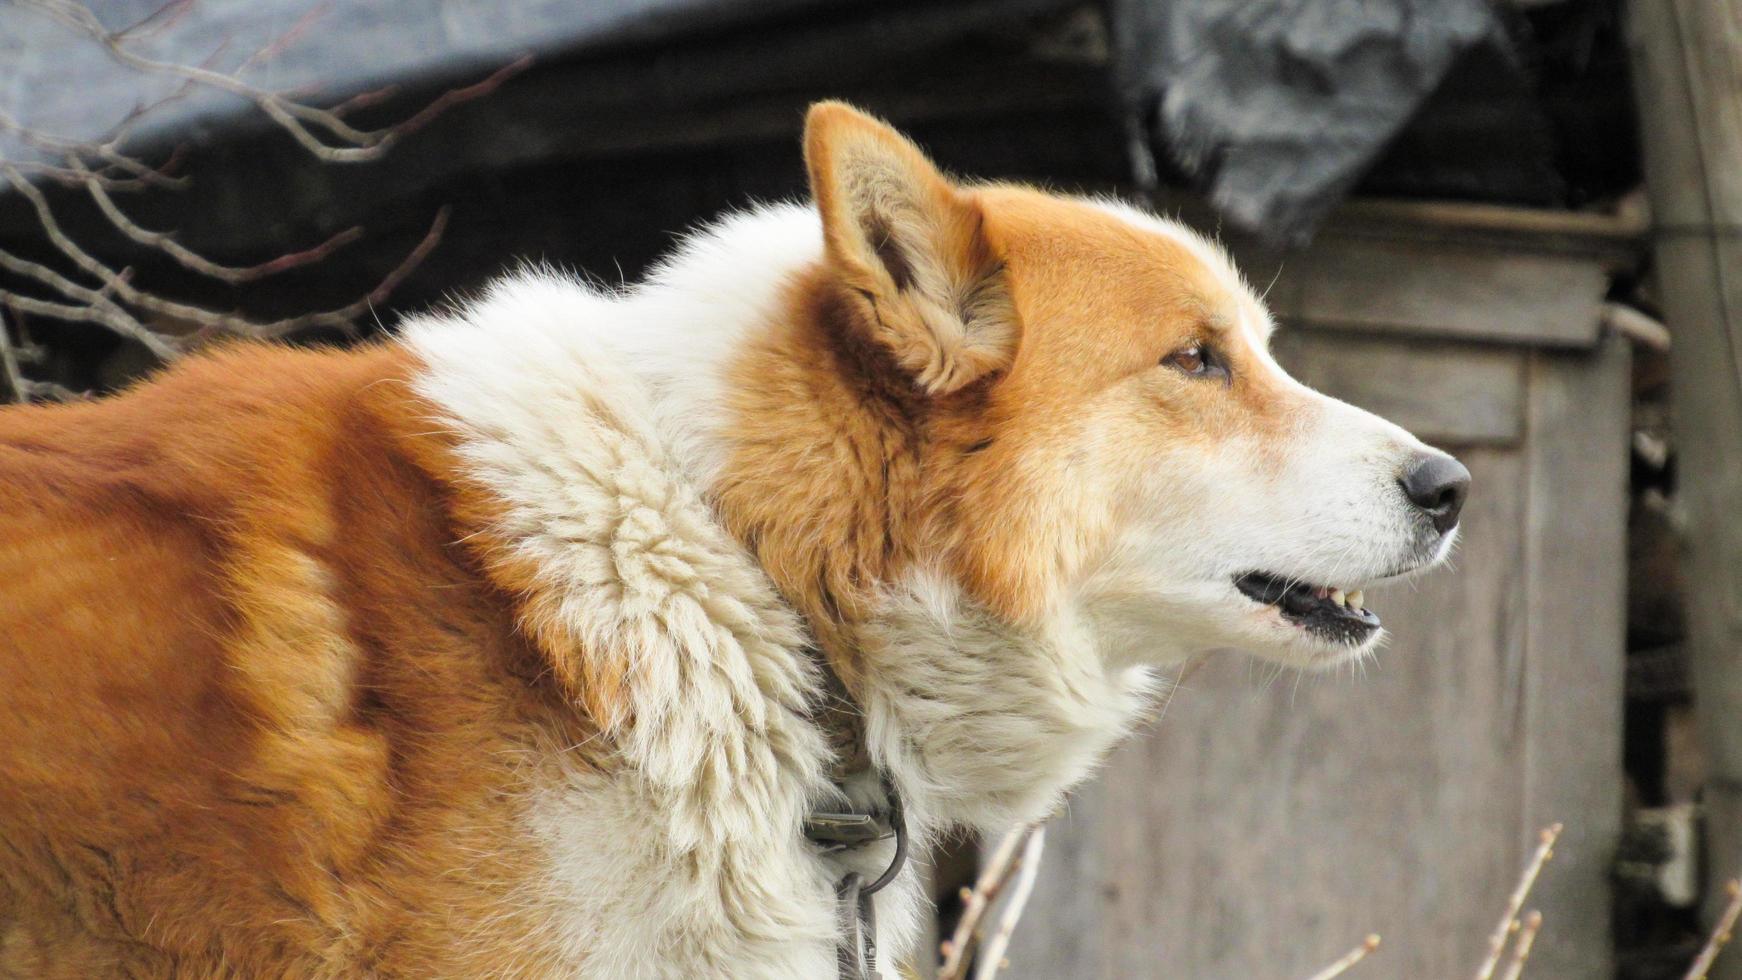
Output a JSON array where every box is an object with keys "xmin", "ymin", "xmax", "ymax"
[{"xmin": 1234, "ymin": 571, "xmax": 1381, "ymax": 645}]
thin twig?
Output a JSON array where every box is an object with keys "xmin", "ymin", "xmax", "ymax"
[
  {"xmin": 369, "ymin": 54, "xmax": 535, "ymax": 143},
  {"xmin": 1685, "ymin": 880, "xmax": 1742, "ymax": 980},
  {"xmin": 1305, "ymin": 934, "xmax": 1382, "ymax": 980},
  {"xmin": 0, "ymin": 289, "xmax": 170, "ymax": 360},
  {"xmin": 939, "ymin": 826, "xmax": 1032, "ymax": 979},
  {"xmin": 1497, "ymin": 911, "xmax": 1542, "ymax": 980},
  {"xmin": 6, "ymin": 158, "xmax": 161, "ymax": 193},
  {"xmin": 71, "ymin": 157, "xmax": 365, "ymax": 283},
  {"xmin": 23, "ymin": 0, "xmax": 377, "ymax": 156},
  {"xmin": 0, "ymin": 109, "xmax": 189, "ymax": 189},
  {"xmin": 1, "ymin": 160, "xmax": 266, "ymax": 338},
  {"xmin": 232, "ymin": 1, "xmax": 330, "ymax": 75},
  {"xmin": 0, "ymin": 306, "xmax": 26, "ymax": 403},
  {"xmin": 113, "ymin": 0, "xmax": 194, "ymax": 42},
  {"xmin": 0, "ymin": 247, "xmax": 165, "ymax": 352},
  {"xmin": 971, "ymin": 827, "xmax": 1046, "ymax": 980},
  {"xmin": 3, "ymin": 158, "xmax": 445, "ymax": 346},
  {"xmin": 1475, "ymin": 823, "xmax": 1563, "ymax": 980}
]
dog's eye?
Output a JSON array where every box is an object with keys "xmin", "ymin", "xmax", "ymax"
[{"xmin": 1162, "ymin": 344, "xmax": 1228, "ymax": 382}]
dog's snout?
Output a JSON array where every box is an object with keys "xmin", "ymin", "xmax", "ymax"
[{"xmin": 1399, "ymin": 453, "xmax": 1470, "ymax": 535}]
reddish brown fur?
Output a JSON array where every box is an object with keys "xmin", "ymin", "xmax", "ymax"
[{"xmin": 0, "ymin": 345, "xmax": 594, "ymax": 975}]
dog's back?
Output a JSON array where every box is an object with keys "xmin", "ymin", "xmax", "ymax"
[{"xmin": 0, "ymin": 344, "xmax": 585, "ymax": 976}]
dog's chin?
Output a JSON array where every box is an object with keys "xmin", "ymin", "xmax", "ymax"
[{"xmin": 1230, "ymin": 604, "xmax": 1385, "ymax": 670}]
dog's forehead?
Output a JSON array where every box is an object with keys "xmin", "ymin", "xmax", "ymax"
[
  {"xmin": 1076, "ymin": 198, "xmax": 1271, "ymax": 337},
  {"xmin": 978, "ymin": 188, "xmax": 1274, "ymax": 362}
]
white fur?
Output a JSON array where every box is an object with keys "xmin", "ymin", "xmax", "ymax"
[
  {"xmin": 405, "ymin": 243, "xmax": 845, "ymax": 976},
  {"xmin": 400, "ymin": 196, "xmax": 1455, "ymax": 973}
]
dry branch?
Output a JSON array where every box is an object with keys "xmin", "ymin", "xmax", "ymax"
[
  {"xmin": 72, "ymin": 158, "xmax": 365, "ymax": 283},
  {"xmin": 1497, "ymin": 911, "xmax": 1542, "ymax": 980},
  {"xmin": 1304, "ymin": 934, "xmax": 1381, "ymax": 980},
  {"xmin": 1475, "ymin": 822, "xmax": 1562, "ymax": 980},
  {"xmin": 938, "ymin": 825, "xmax": 1038, "ymax": 980},
  {"xmin": 971, "ymin": 827, "xmax": 1046, "ymax": 980},
  {"xmin": 1685, "ymin": 880, "xmax": 1742, "ymax": 980}
]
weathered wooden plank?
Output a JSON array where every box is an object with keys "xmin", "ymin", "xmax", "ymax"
[
  {"xmin": 1238, "ymin": 238, "xmax": 1608, "ymax": 349},
  {"xmin": 1272, "ymin": 330, "xmax": 1526, "ymax": 447},
  {"xmin": 1147, "ymin": 191, "xmax": 1646, "ymax": 267},
  {"xmin": 1516, "ymin": 335, "xmax": 1631, "ymax": 979}
]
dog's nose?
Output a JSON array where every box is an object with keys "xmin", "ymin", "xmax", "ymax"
[{"xmin": 1399, "ymin": 452, "xmax": 1470, "ymax": 535}]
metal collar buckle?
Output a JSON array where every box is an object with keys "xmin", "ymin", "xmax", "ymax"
[{"xmin": 805, "ymin": 782, "xmax": 908, "ymax": 980}]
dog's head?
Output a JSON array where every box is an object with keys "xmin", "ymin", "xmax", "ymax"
[{"xmin": 796, "ymin": 103, "xmax": 1466, "ymax": 669}]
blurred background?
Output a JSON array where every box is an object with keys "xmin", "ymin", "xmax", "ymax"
[{"xmin": 2, "ymin": 0, "xmax": 1737, "ymax": 977}]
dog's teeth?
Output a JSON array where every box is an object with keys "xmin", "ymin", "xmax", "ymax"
[
  {"xmin": 1329, "ymin": 588, "xmax": 1345, "ymax": 606},
  {"xmin": 1349, "ymin": 589, "xmax": 1365, "ymax": 610},
  {"xmin": 1315, "ymin": 586, "xmax": 1329, "ymax": 599}
]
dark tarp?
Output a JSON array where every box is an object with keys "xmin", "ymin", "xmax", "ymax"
[
  {"xmin": 3, "ymin": 0, "xmax": 1541, "ymax": 241},
  {"xmin": 1111, "ymin": 0, "xmax": 1502, "ymax": 240}
]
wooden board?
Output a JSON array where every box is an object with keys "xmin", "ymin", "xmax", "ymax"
[
  {"xmin": 1273, "ymin": 331, "xmax": 1525, "ymax": 447},
  {"xmin": 1516, "ymin": 335, "xmax": 1631, "ymax": 978},
  {"xmin": 1238, "ymin": 238, "xmax": 1609, "ymax": 350},
  {"xmin": 998, "ymin": 337, "xmax": 1628, "ymax": 980}
]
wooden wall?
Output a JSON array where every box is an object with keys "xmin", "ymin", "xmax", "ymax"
[{"xmin": 999, "ymin": 206, "xmax": 1636, "ymax": 979}]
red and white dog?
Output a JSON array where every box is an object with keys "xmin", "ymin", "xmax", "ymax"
[{"xmin": 0, "ymin": 103, "xmax": 1466, "ymax": 976}]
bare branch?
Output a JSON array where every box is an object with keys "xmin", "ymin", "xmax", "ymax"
[
  {"xmin": 2, "ymin": 159, "xmax": 443, "ymax": 352},
  {"xmin": 368, "ymin": 54, "xmax": 535, "ymax": 143},
  {"xmin": 972, "ymin": 827, "xmax": 1046, "ymax": 980},
  {"xmin": 0, "ymin": 109, "xmax": 189, "ymax": 189},
  {"xmin": 1475, "ymin": 823, "xmax": 1562, "ymax": 980},
  {"xmin": 232, "ymin": 1, "xmax": 330, "ymax": 75},
  {"xmin": 22, "ymin": 0, "xmax": 374, "ymax": 156},
  {"xmin": 0, "ymin": 248, "xmax": 172, "ymax": 358},
  {"xmin": 70, "ymin": 157, "xmax": 365, "ymax": 283},
  {"xmin": 18, "ymin": 377, "xmax": 88, "ymax": 401},
  {"xmin": 326, "ymin": 83, "xmax": 403, "ymax": 120},
  {"xmin": 6, "ymin": 158, "xmax": 165, "ymax": 193},
  {"xmin": 112, "ymin": 0, "xmax": 195, "ymax": 43},
  {"xmin": 187, "ymin": 206, "xmax": 448, "ymax": 342},
  {"xmin": 0, "ymin": 290, "xmax": 171, "ymax": 360},
  {"xmin": 939, "ymin": 826, "xmax": 1036, "ymax": 980},
  {"xmin": 1305, "ymin": 935, "xmax": 1382, "ymax": 980},
  {"xmin": 0, "ymin": 307, "xmax": 25, "ymax": 403},
  {"xmin": 1, "ymin": 161, "xmax": 254, "ymax": 337},
  {"xmin": 1497, "ymin": 911, "xmax": 1541, "ymax": 980},
  {"xmin": 1686, "ymin": 880, "xmax": 1742, "ymax": 980}
]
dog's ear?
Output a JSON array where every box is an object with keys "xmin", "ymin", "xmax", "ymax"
[{"xmin": 804, "ymin": 101, "xmax": 1016, "ymax": 395}]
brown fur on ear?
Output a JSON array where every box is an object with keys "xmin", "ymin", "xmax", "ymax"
[{"xmin": 803, "ymin": 101, "xmax": 1017, "ymax": 394}]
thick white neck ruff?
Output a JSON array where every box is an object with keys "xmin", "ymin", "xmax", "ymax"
[
  {"xmin": 400, "ymin": 202, "xmax": 1159, "ymax": 971},
  {"xmin": 862, "ymin": 573, "xmax": 1161, "ymax": 835}
]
